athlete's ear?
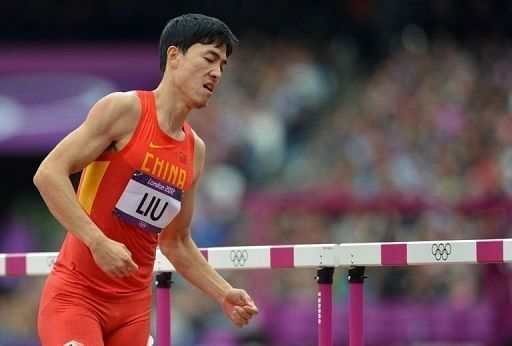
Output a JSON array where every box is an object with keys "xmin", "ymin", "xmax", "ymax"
[{"xmin": 167, "ymin": 46, "xmax": 181, "ymax": 70}]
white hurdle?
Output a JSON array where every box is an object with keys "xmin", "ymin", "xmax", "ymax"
[{"xmin": 0, "ymin": 239, "xmax": 509, "ymax": 345}]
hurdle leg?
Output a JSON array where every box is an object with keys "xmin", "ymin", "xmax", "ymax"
[
  {"xmin": 317, "ymin": 267, "xmax": 335, "ymax": 346},
  {"xmin": 348, "ymin": 266, "xmax": 366, "ymax": 346},
  {"xmin": 156, "ymin": 272, "xmax": 173, "ymax": 346}
]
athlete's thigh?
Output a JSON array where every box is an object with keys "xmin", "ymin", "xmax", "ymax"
[
  {"xmin": 104, "ymin": 318, "xmax": 150, "ymax": 346},
  {"xmin": 38, "ymin": 282, "xmax": 104, "ymax": 346}
]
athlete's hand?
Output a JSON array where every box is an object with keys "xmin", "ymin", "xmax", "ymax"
[
  {"xmin": 89, "ymin": 236, "xmax": 138, "ymax": 277},
  {"xmin": 220, "ymin": 288, "xmax": 259, "ymax": 328}
]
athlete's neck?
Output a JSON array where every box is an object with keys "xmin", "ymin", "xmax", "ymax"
[{"xmin": 153, "ymin": 79, "xmax": 190, "ymax": 139}]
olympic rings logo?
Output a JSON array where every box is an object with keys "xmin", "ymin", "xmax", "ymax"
[
  {"xmin": 230, "ymin": 250, "xmax": 249, "ymax": 267},
  {"xmin": 431, "ymin": 243, "xmax": 452, "ymax": 261},
  {"xmin": 46, "ymin": 256, "xmax": 56, "ymax": 268}
]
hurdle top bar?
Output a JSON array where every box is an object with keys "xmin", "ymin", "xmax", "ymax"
[{"xmin": 0, "ymin": 239, "xmax": 510, "ymax": 277}]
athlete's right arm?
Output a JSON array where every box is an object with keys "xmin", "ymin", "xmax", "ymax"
[{"xmin": 33, "ymin": 92, "xmax": 139, "ymax": 277}]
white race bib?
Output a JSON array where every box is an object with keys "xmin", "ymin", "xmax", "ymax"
[{"xmin": 113, "ymin": 171, "xmax": 182, "ymax": 233}]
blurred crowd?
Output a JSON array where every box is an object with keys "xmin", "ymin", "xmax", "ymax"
[
  {"xmin": 3, "ymin": 29, "xmax": 512, "ymax": 345},
  {"xmin": 178, "ymin": 29, "xmax": 512, "ymax": 345}
]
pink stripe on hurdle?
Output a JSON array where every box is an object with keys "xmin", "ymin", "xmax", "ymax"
[
  {"xmin": 6, "ymin": 254, "xmax": 26, "ymax": 276},
  {"xmin": 200, "ymin": 249, "xmax": 208, "ymax": 261},
  {"xmin": 270, "ymin": 246, "xmax": 294, "ymax": 268},
  {"xmin": 477, "ymin": 240, "xmax": 503, "ymax": 263},
  {"xmin": 381, "ymin": 243, "xmax": 407, "ymax": 265}
]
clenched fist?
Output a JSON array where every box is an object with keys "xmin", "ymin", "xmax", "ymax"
[
  {"xmin": 220, "ymin": 288, "xmax": 259, "ymax": 328},
  {"xmin": 89, "ymin": 236, "xmax": 138, "ymax": 278}
]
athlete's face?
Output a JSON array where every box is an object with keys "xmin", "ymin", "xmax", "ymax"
[{"xmin": 171, "ymin": 43, "xmax": 227, "ymax": 109}]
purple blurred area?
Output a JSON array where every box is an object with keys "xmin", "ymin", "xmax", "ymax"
[
  {"xmin": 265, "ymin": 301, "xmax": 493, "ymax": 345},
  {"xmin": 0, "ymin": 44, "xmax": 159, "ymax": 154}
]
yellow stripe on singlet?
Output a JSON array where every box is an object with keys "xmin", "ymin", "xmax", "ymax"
[{"xmin": 78, "ymin": 161, "xmax": 110, "ymax": 214}]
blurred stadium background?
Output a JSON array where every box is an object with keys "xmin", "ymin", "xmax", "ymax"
[{"xmin": 2, "ymin": 0, "xmax": 512, "ymax": 345}]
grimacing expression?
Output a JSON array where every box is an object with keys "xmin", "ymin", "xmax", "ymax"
[{"xmin": 172, "ymin": 43, "xmax": 228, "ymax": 109}]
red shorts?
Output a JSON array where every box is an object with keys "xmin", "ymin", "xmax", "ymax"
[{"xmin": 38, "ymin": 279, "xmax": 151, "ymax": 346}]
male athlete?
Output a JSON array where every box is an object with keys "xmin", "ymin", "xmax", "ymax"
[{"xmin": 34, "ymin": 14, "xmax": 258, "ymax": 345}]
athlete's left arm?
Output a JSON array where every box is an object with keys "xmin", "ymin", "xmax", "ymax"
[{"xmin": 159, "ymin": 135, "xmax": 258, "ymax": 328}]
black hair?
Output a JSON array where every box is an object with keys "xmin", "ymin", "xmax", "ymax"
[{"xmin": 159, "ymin": 14, "xmax": 238, "ymax": 73}]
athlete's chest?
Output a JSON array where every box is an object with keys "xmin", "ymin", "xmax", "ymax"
[{"xmin": 112, "ymin": 134, "xmax": 193, "ymax": 234}]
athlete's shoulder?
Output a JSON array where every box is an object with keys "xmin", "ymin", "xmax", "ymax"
[
  {"xmin": 98, "ymin": 91, "xmax": 140, "ymax": 120},
  {"xmin": 189, "ymin": 128, "xmax": 206, "ymax": 179},
  {"xmin": 85, "ymin": 91, "xmax": 141, "ymax": 137},
  {"xmin": 190, "ymin": 128, "xmax": 205, "ymax": 155}
]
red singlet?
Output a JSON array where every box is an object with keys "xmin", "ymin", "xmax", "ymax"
[{"xmin": 48, "ymin": 90, "xmax": 195, "ymax": 298}]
